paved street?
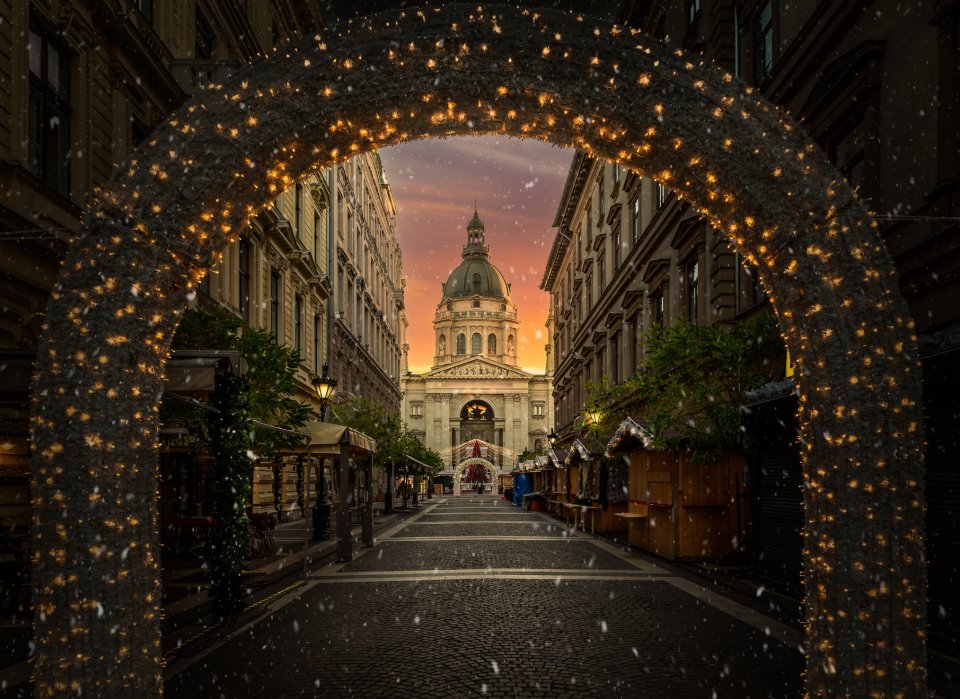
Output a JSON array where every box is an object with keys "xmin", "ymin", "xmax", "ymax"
[{"xmin": 166, "ymin": 496, "xmax": 804, "ymax": 697}]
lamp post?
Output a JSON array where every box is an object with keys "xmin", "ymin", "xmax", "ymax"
[
  {"xmin": 311, "ymin": 364, "xmax": 337, "ymax": 541},
  {"xmin": 548, "ymin": 429, "xmax": 558, "ymax": 446}
]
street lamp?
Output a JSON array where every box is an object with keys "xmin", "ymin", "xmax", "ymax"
[
  {"xmin": 585, "ymin": 407, "xmax": 603, "ymax": 428},
  {"xmin": 312, "ymin": 364, "xmax": 337, "ymax": 408},
  {"xmin": 548, "ymin": 430, "xmax": 558, "ymax": 446},
  {"xmin": 311, "ymin": 364, "xmax": 337, "ymax": 541}
]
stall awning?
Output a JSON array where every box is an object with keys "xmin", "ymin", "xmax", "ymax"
[
  {"xmin": 405, "ymin": 454, "xmax": 431, "ymax": 473},
  {"xmin": 605, "ymin": 417, "xmax": 655, "ymax": 456},
  {"xmin": 274, "ymin": 421, "xmax": 376, "ymax": 458}
]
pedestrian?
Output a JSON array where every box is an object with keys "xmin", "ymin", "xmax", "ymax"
[{"xmin": 476, "ymin": 481, "xmax": 483, "ymax": 496}]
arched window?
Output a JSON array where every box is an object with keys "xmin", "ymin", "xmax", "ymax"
[
  {"xmin": 472, "ymin": 272, "xmax": 482, "ymax": 290},
  {"xmin": 471, "ymin": 333, "xmax": 482, "ymax": 354},
  {"xmin": 487, "ymin": 333, "xmax": 497, "ymax": 355},
  {"xmin": 456, "ymin": 333, "xmax": 466, "ymax": 354}
]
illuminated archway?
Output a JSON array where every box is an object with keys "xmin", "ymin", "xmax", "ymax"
[
  {"xmin": 31, "ymin": 4, "xmax": 924, "ymax": 697},
  {"xmin": 453, "ymin": 457, "xmax": 499, "ymax": 496}
]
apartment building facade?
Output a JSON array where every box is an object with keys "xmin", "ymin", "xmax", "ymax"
[{"xmin": 544, "ymin": 0, "xmax": 960, "ymax": 655}]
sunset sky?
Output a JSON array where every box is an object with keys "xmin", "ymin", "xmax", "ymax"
[{"xmin": 379, "ymin": 136, "xmax": 574, "ymax": 374}]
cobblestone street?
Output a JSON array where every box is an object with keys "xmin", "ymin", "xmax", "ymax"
[{"xmin": 166, "ymin": 497, "xmax": 804, "ymax": 697}]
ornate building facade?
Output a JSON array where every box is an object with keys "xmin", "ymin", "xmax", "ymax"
[
  {"xmin": 401, "ymin": 210, "xmax": 553, "ymax": 476},
  {"xmin": 329, "ymin": 153, "xmax": 406, "ymax": 413}
]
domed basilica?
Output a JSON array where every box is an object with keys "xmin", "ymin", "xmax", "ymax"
[{"xmin": 401, "ymin": 209, "xmax": 553, "ymax": 489}]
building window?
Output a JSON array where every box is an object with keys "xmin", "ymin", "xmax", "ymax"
[
  {"xmin": 456, "ymin": 333, "xmax": 466, "ymax": 355},
  {"xmin": 313, "ymin": 314, "xmax": 321, "ymax": 372},
  {"xmin": 133, "ymin": 0, "xmax": 153, "ymax": 22},
  {"xmin": 238, "ymin": 239, "xmax": 251, "ymax": 325},
  {"xmin": 471, "ymin": 333, "xmax": 482, "ymax": 355},
  {"xmin": 270, "ymin": 269, "xmax": 281, "ymax": 340},
  {"xmin": 631, "ymin": 196, "xmax": 640, "ymax": 244},
  {"xmin": 735, "ymin": 252, "xmax": 765, "ymax": 313},
  {"xmin": 611, "ymin": 334, "xmax": 620, "ymax": 385},
  {"xmin": 613, "ymin": 163, "xmax": 621, "ymax": 185},
  {"xmin": 687, "ymin": 0, "xmax": 701, "ymax": 25},
  {"xmin": 653, "ymin": 287, "xmax": 665, "ymax": 326},
  {"xmin": 411, "ymin": 402, "xmax": 424, "ymax": 418},
  {"xmin": 686, "ymin": 256, "xmax": 700, "ymax": 323},
  {"xmin": 586, "ymin": 275, "xmax": 593, "ymax": 311},
  {"xmin": 754, "ymin": 0, "xmax": 774, "ymax": 84},
  {"xmin": 472, "ymin": 272, "xmax": 482, "ymax": 291},
  {"xmin": 488, "ymin": 333, "xmax": 497, "ymax": 355},
  {"xmin": 28, "ymin": 23, "xmax": 71, "ymax": 196},
  {"xmin": 294, "ymin": 183, "xmax": 302, "ymax": 239},
  {"xmin": 295, "ymin": 294, "xmax": 303, "ymax": 350},
  {"xmin": 473, "ymin": 300, "xmax": 481, "ymax": 308},
  {"xmin": 598, "ymin": 256, "xmax": 605, "ymax": 291},
  {"xmin": 598, "ymin": 176, "xmax": 605, "ymax": 217},
  {"xmin": 835, "ymin": 125, "xmax": 866, "ymax": 194},
  {"xmin": 586, "ymin": 202, "xmax": 593, "ymax": 244},
  {"xmin": 614, "ymin": 227, "xmax": 622, "ymax": 269},
  {"xmin": 532, "ymin": 403, "xmax": 544, "ymax": 418},
  {"xmin": 655, "ymin": 182, "xmax": 668, "ymax": 209},
  {"xmin": 195, "ymin": 9, "xmax": 215, "ymax": 59}
]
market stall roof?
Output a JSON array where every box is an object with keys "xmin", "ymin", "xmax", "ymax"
[
  {"xmin": 564, "ymin": 438, "xmax": 605, "ymax": 466},
  {"xmin": 547, "ymin": 447, "xmax": 568, "ymax": 468},
  {"xmin": 605, "ymin": 417, "xmax": 656, "ymax": 456},
  {"xmin": 274, "ymin": 421, "xmax": 376, "ymax": 458}
]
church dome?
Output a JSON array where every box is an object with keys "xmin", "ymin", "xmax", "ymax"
[
  {"xmin": 441, "ymin": 207, "xmax": 511, "ymax": 300},
  {"xmin": 443, "ymin": 258, "xmax": 511, "ymax": 300}
]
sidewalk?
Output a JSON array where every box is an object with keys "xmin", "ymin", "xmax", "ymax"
[{"xmin": 0, "ymin": 504, "xmax": 423, "ymax": 697}]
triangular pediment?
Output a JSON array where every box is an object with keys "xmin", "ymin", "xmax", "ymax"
[{"xmin": 425, "ymin": 356, "xmax": 533, "ymax": 380}]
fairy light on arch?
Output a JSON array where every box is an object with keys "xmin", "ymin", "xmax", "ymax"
[{"xmin": 30, "ymin": 4, "xmax": 925, "ymax": 697}]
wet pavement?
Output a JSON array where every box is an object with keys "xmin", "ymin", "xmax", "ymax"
[{"xmin": 165, "ymin": 495, "xmax": 805, "ymax": 698}]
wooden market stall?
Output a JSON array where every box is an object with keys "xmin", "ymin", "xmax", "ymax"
[
  {"xmin": 606, "ymin": 417, "xmax": 747, "ymax": 560},
  {"xmin": 561, "ymin": 439, "xmax": 627, "ymax": 534}
]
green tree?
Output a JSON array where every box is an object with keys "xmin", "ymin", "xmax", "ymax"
[
  {"xmin": 171, "ymin": 307, "xmax": 311, "ymax": 454},
  {"xmin": 587, "ymin": 313, "xmax": 785, "ymax": 462}
]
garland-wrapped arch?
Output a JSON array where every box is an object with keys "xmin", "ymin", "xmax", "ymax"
[{"xmin": 31, "ymin": 4, "xmax": 925, "ymax": 697}]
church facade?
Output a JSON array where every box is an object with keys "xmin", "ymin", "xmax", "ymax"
[{"xmin": 401, "ymin": 210, "xmax": 554, "ymax": 476}]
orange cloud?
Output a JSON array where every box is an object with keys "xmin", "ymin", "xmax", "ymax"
[{"xmin": 380, "ymin": 136, "xmax": 572, "ymax": 373}]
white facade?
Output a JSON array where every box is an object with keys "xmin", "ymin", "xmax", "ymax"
[{"xmin": 401, "ymin": 210, "xmax": 553, "ymax": 468}]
